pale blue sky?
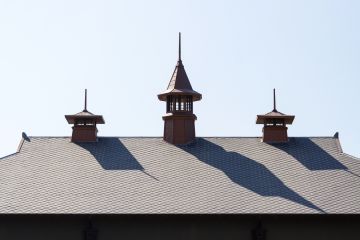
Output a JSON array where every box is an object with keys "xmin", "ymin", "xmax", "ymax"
[{"xmin": 0, "ymin": 0, "xmax": 359, "ymax": 157}]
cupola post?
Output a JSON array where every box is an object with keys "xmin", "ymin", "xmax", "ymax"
[
  {"xmin": 256, "ymin": 89, "xmax": 295, "ymax": 143},
  {"xmin": 65, "ymin": 89, "xmax": 105, "ymax": 142},
  {"xmin": 158, "ymin": 33, "xmax": 202, "ymax": 144}
]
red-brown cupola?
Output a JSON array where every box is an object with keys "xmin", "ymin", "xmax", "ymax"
[
  {"xmin": 65, "ymin": 89, "xmax": 105, "ymax": 142},
  {"xmin": 256, "ymin": 89, "xmax": 295, "ymax": 143},
  {"xmin": 158, "ymin": 33, "xmax": 202, "ymax": 144}
]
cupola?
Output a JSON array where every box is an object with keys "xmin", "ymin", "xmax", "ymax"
[
  {"xmin": 256, "ymin": 89, "xmax": 294, "ymax": 143},
  {"xmin": 158, "ymin": 33, "xmax": 202, "ymax": 144},
  {"xmin": 65, "ymin": 89, "xmax": 105, "ymax": 142}
]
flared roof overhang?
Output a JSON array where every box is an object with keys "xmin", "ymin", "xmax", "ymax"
[{"xmin": 158, "ymin": 89, "xmax": 202, "ymax": 101}]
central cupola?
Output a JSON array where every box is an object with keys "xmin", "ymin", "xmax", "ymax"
[{"xmin": 158, "ymin": 33, "xmax": 202, "ymax": 144}]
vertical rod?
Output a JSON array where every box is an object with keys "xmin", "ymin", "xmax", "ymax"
[
  {"xmin": 273, "ymin": 88, "xmax": 276, "ymax": 111},
  {"xmin": 178, "ymin": 32, "xmax": 181, "ymax": 61},
  {"xmin": 84, "ymin": 89, "xmax": 88, "ymax": 111}
]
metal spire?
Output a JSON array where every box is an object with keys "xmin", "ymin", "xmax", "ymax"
[
  {"xmin": 273, "ymin": 88, "xmax": 277, "ymax": 112},
  {"xmin": 84, "ymin": 89, "xmax": 88, "ymax": 112},
  {"xmin": 178, "ymin": 32, "xmax": 181, "ymax": 61}
]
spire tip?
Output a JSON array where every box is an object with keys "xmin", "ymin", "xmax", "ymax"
[
  {"xmin": 84, "ymin": 89, "xmax": 88, "ymax": 112},
  {"xmin": 178, "ymin": 32, "xmax": 182, "ymax": 61},
  {"xmin": 273, "ymin": 88, "xmax": 277, "ymax": 111}
]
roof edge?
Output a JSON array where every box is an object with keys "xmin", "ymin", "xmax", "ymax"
[
  {"xmin": 333, "ymin": 132, "xmax": 343, "ymax": 154},
  {"xmin": 333, "ymin": 132, "xmax": 359, "ymax": 160},
  {"xmin": 342, "ymin": 153, "xmax": 360, "ymax": 160},
  {"xmin": 16, "ymin": 132, "xmax": 30, "ymax": 153},
  {"xmin": 0, "ymin": 132, "xmax": 26, "ymax": 159},
  {"xmin": 1, "ymin": 213, "xmax": 360, "ymax": 217},
  {"xmin": 16, "ymin": 138, "xmax": 25, "ymax": 153},
  {"xmin": 21, "ymin": 136, "xmax": 340, "ymax": 139}
]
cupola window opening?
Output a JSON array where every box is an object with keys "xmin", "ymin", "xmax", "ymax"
[
  {"xmin": 166, "ymin": 95, "xmax": 193, "ymax": 113},
  {"xmin": 74, "ymin": 119, "xmax": 96, "ymax": 126},
  {"xmin": 265, "ymin": 119, "xmax": 285, "ymax": 126}
]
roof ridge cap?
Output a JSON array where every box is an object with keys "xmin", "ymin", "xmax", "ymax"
[
  {"xmin": 342, "ymin": 152, "xmax": 360, "ymax": 160},
  {"xmin": 23, "ymin": 136, "xmax": 337, "ymax": 138}
]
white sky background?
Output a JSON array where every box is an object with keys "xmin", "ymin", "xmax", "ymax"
[{"xmin": 0, "ymin": 0, "xmax": 359, "ymax": 157}]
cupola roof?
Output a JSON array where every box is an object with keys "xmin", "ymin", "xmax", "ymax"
[
  {"xmin": 158, "ymin": 33, "xmax": 202, "ymax": 101},
  {"xmin": 256, "ymin": 89, "xmax": 294, "ymax": 124},
  {"xmin": 65, "ymin": 89, "xmax": 105, "ymax": 124}
]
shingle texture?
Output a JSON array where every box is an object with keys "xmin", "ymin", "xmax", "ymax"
[{"xmin": 0, "ymin": 136, "xmax": 359, "ymax": 214}]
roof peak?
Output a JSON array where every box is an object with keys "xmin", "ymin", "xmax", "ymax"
[
  {"xmin": 178, "ymin": 32, "xmax": 182, "ymax": 61},
  {"xmin": 65, "ymin": 89, "xmax": 105, "ymax": 125},
  {"xmin": 83, "ymin": 89, "xmax": 88, "ymax": 112},
  {"xmin": 273, "ymin": 88, "xmax": 277, "ymax": 112},
  {"xmin": 158, "ymin": 33, "xmax": 202, "ymax": 101},
  {"xmin": 263, "ymin": 88, "xmax": 293, "ymax": 117}
]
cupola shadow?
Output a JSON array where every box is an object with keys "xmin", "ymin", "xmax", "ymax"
[
  {"xmin": 76, "ymin": 137, "xmax": 143, "ymax": 171},
  {"xmin": 271, "ymin": 138, "xmax": 347, "ymax": 171},
  {"xmin": 179, "ymin": 138, "xmax": 325, "ymax": 213}
]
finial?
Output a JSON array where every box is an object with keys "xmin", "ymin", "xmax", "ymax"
[
  {"xmin": 178, "ymin": 32, "xmax": 181, "ymax": 61},
  {"xmin": 273, "ymin": 88, "xmax": 277, "ymax": 112},
  {"xmin": 84, "ymin": 89, "xmax": 88, "ymax": 112}
]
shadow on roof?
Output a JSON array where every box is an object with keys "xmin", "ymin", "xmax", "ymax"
[
  {"xmin": 75, "ymin": 137, "xmax": 144, "ymax": 171},
  {"xmin": 271, "ymin": 138, "xmax": 347, "ymax": 171},
  {"xmin": 179, "ymin": 138, "xmax": 325, "ymax": 213}
]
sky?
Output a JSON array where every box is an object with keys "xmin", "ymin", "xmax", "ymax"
[{"xmin": 0, "ymin": 0, "xmax": 359, "ymax": 158}]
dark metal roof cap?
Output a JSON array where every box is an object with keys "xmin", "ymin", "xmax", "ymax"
[
  {"xmin": 158, "ymin": 61, "xmax": 202, "ymax": 101},
  {"xmin": 65, "ymin": 89, "xmax": 105, "ymax": 124},
  {"xmin": 65, "ymin": 110, "xmax": 105, "ymax": 124},
  {"xmin": 158, "ymin": 33, "xmax": 202, "ymax": 101},
  {"xmin": 256, "ymin": 110, "xmax": 295, "ymax": 124},
  {"xmin": 256, "ymin": 89, "xmax": 295, "ymax": 124}
]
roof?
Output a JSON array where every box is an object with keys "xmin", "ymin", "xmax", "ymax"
[
  {"xmin": 157, "ymin": 33, "xmax": 201, "ymax": 101},
  {"xmin": 65, "ymin": 110, "xmax": 105, "ymax": 124},
  {"xmin": 0, "ymin": 136, "xmax": 359, "ymax": 215},
  {"xmin": 256, "ymin": 110, "xmax": 295, "ymax": 124},
  {"xmin": 158, "ymin": 60, "xmax": 202, "ymax": 101}
]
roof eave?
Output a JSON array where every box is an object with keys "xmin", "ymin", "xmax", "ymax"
[
  {"xmin": 256, "ymin": 115, "xmax": 295, "ymax": 124},
  {"xmin": 158, "ymin": 90, "xmax": 202, "ymax": 101},
  {"xmin": 65, "ymin": 115, "xmax": 105, "ymax": 124}
]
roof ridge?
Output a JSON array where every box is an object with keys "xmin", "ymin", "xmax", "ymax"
[
  {"xmin": 24, "ymin": 136, "xmax": 338, "ymax": 139},
  {"xmin": 0, "ymin": 152, "xmax": 18, "ymax": 160},
  {"xmin": 342, "ymin": 152, "xmax": 360, "ymax": 161}
]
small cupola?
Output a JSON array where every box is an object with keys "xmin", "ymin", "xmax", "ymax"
[
  {"xmin": 256, "ymin": 89, "xmax": 295, "ymax": 143},
  {"xmin": 65, "ymin": 89, "xmax": 105, "ymax": 142},
  {"xmin": 157, "ymin": 33, "xmax": 202, "ymax": 144}
]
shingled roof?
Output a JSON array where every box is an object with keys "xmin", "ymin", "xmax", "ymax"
[{"xmin": 0, "ymin": 136, "xmax": 359, "ymax": 214}]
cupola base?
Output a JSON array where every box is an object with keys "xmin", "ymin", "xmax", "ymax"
[
  {"xmin": 262, "ymin": 126, "xmax": 288, "ymax": 143},
  {"xmin": 71, "ymin": 125, "xmax": 98, "ymax": 142},
  {"xmin": 163, "ymin": 114, "xmax": 197, "ymax": 145}
]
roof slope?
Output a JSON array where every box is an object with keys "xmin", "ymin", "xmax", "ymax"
[{"xmin": 0, "ymin": 136, "xmax": 359, "ymax": 214}]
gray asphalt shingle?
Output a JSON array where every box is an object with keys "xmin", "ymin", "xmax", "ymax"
[{"xmin": 0, "ymin": 136, "xmax": 359, "ymax": 214}]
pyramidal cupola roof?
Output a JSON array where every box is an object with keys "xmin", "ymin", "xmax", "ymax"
[
  {"xmin": 65, "ymin": 89, "xmax": 105, "ymax": 124},
  {"xmin": 158, "ymin": 33, "xmax": 202, "ymax": 101},
  {"xmin": 256, "ymin": 89, "xmax": 295, "ymax": 125}
]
